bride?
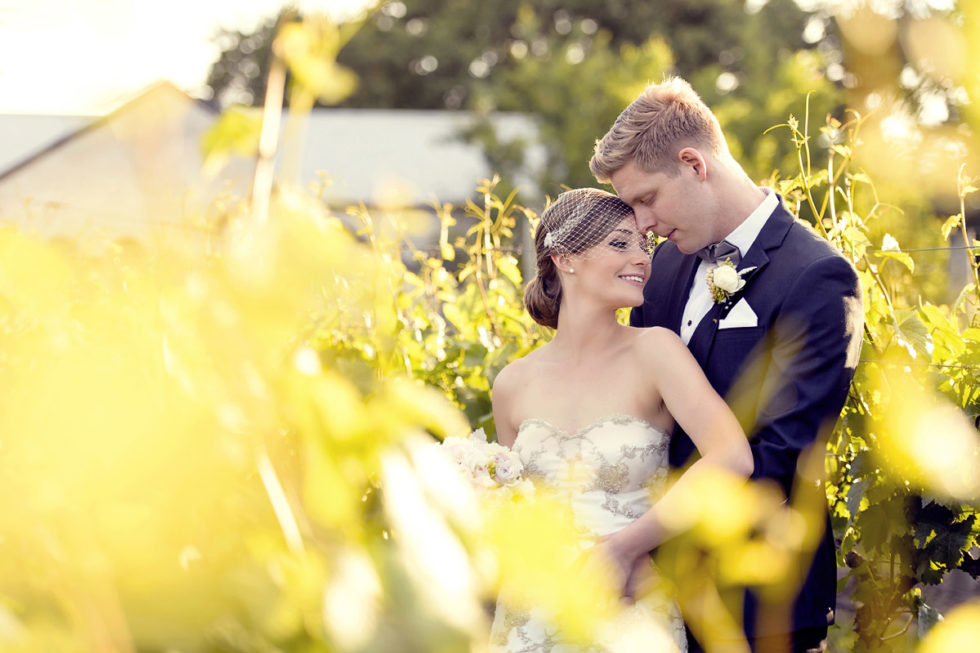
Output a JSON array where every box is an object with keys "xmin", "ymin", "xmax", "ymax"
[{"xmin": 489, "ymin": 188, "xmax": 754, "ymax": 652}]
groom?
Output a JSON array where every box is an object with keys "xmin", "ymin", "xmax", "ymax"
[{"xmin": 590, "ymin": 78, "xmax": 863, "ymax": 652}]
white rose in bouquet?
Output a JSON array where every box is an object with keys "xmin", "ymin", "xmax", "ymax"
[
  {"xmin": 490, "ymin": 449, "xmax": 523, "ymax": 486},
  {"xmin": 440, "ymin": 436, "xmax": 475, "ymax": 467},
  {"xmin": 437, "ymin": 428, "xmax": 531, "ymax": 498}
]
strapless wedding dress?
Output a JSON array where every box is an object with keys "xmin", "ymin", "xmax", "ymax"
[{"xmin": 489, "ymin": 414, "xmax": 686, "ymax": 652}]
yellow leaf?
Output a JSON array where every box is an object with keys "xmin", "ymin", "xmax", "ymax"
[
  {"xmin": 877, "ymin": 375, "xmax": 980, "ymax": 501},
  {"xmin": 485, "ymin": 498, "xmax": 619, "ymax": 644},
  {"xmin": 374, "ymin": 377, "xmax": 470, "ymax": 441},
  {"xmin": 496, "ymin": 255, "xmax": 524, "ymax": 286},
  {"xmin": 304, "ymin": 444, "xmax": 362, "ymax": 529},
  {"xmin": 440, "ymin": 241, "xmax": 456, "ymax": 261},
  {"xmin": 919, "ymin": 601, "xmax": 980, "ymax": 653},
  {"xmin": 941, "ymin": 213, "xmax": 962, "ymax": 240},
  {"xmin": 962, "ymin": 327, "xmax": 980, "ymax": 343},
  {"xmin": 277, "ymin": 18, "xmax": 359, "ymax": 106},
  {"xmin": 0, "ymin": 227, "xmax": 75, "ymax": 318},
  {"xmin": 200, "ymin": 106, "xmax": 262, "ymax": 175}
]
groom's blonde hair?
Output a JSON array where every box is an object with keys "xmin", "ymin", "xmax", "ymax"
[{"xmin": 590, "ymin": 77, "xmax": 728, "ymax": 182}]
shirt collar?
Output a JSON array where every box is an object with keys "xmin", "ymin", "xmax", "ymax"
[{"xmin": 721, "ymin": 188, "xmax": 778, "ymax": 257}]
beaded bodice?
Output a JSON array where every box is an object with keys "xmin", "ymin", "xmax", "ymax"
[{"xmin": 513, "ymin": 414, "xmax": 670, "ymax": 537}]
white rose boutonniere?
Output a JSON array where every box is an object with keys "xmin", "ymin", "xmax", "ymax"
[{"xmin": 706, "ymin": 259, "xmax": 756, "ymax": 304}]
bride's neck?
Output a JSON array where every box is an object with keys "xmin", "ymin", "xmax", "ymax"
[{"xmin": 550, "ymin": 306, "xmax": 625, "ymax": 356}]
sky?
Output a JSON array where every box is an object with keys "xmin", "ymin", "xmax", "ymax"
[{"xmin": 0, "ymin": 0, "xmax": 374, "ymax": 115}]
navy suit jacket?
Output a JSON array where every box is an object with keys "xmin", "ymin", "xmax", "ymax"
[{"xmin": 630, "ymin": 198, "xmax": 863, "ymax": 638}]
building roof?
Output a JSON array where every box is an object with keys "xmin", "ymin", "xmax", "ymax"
[
  {"xmin": 0, "ymin": 114, "xmax": 90, "ymax": 174},
  {"xmin": 287, "ymin": 108, "xmax": 542, "ymax": 206},
  {"xmin": 0, "ymin": 82, "xmax": 248, "ymax": 244},
  {"xmin": 0, "ymin": 82, "xmax": 542, "ymax": 246}
]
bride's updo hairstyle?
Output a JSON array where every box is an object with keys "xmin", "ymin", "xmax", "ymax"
[{"xmin": 524, "ymin": 188, "xmax": 637, "ymax": 328}]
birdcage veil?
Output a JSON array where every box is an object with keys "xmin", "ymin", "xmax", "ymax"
[
  {"xmin": 525, "ymin": 188, "xmax": 651, "ymax": 328},
  {"xmin": 538, "ymin": 188, "xmax": 650, "ymax": 259}
]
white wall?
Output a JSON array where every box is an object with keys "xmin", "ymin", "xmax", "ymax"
[
  {"xmin": 0, "ymin": 85, "xmax": 252, "ymax": 246},
  {"xmin": 277, "ymin": 109, "xmax": 543, "ymax": 206},
  {"xmin": 0, "ymin": 86, "xmax": 544, "ymax": 247}
]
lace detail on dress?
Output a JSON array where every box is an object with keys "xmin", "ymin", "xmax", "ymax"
[{"xmin": 490, "ymin": 414, "xmax": 686, "ymax": 652}]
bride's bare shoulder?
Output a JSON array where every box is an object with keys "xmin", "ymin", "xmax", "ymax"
[
  {"xmin": 632, "ymin": 325, "xmax": 683, "ymax": 347},
  {"xmin": 630, "ymin": 326, "xmax": 688, "ymax": 364},
  {"xmin": 492, "ymin": 347, "xmax": 550, "ymax": 445},
  {"xmin": 492, "ymin": 345, "xmax": 545, "ymax": 394},
  {"xmin": 492, "ymin": 358, "xmax": 521, "ymax": 395}
]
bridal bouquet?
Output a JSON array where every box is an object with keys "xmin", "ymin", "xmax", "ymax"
[{"xmin": 438, "ymin": 428, "xmax": 533, "ymax": 498}]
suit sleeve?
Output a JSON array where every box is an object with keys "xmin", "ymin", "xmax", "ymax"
[{"xmin": 749, "ymin": 254, "xmax": 863, "ymax": 493}]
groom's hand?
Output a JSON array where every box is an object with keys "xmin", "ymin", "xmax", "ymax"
[
  {"xmin": 573, "ymin": 538, "xmax": 626, "ymax": 600},
  {"xmin": 621, "ymin": 554, "xmax": 651, "ymax": 604},
  {"xmin": 583, "ymin": 535, "xmax": 650, "ymax": 603}
]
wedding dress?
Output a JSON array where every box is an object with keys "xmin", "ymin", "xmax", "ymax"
[{"xmin": 489, "ymin": 414, "xmax": 687, "ymax": 652}]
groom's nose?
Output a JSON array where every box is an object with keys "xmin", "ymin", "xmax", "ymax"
[{"xmin": 632, "ymin": 207, "xmax": 658, "ymax": 235}]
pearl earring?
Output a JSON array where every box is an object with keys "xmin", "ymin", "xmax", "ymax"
[{"xmin": 568, "ymin": 267, "xmax": 575, "ymax": 274}]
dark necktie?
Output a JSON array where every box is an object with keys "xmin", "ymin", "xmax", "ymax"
[{"xmin": 696, "ymin": 239, "xmax": 741, "ymax": 266}]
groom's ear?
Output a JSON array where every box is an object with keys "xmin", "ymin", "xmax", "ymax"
[{"xmin": 677, "ymin": 147, "xmax": 707, "ymax": 181}]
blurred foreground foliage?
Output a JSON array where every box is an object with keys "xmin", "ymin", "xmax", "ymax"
[
  {"xmin": 2, "ymin": 133, "xmax": 979, "ymax": 651},
  {"xmin": 0, "ymin": 195, "xmax": 486, "ymax": 651},
  {"xmin": 0, "ymin": 176, "xmax": 642, "ymax": 651}
]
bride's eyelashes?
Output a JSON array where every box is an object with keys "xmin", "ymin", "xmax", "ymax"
[{"xmin": 608, "ymin": 237, "xmax": 645, "ymax": 251}]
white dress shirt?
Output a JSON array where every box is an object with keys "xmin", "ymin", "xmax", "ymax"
[{"xmin": 679, "ymin": 190, "xmax": 778, "ymax": 344}]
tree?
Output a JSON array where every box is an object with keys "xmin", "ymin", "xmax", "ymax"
[{"xmin": 205, "ymin": 0, "xmax": 841, "ymax": 192}]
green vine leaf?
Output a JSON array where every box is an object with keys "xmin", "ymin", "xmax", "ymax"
[
  {"xmin": 941, "ymin": 214, "xmax": 963, "ymax": 241},
  {"xmin": 846, "ymin": 476, "xmax": 870, "ymax": 522},
  {"xmin": 843, "ymin": 226, "xmax": 871, "ymax": 259},
  {"xmin": 876, "ymin": 249, "xmax": 915, "ymax": 273},
  {"xmin": 893, "ymin": 310, "xmax": 932, "ymax": 359},
  {"xmin": 918, "ymin": 511, "xmax": 976, "ymax": 582},
  {"xmin": 856, "ymin": 494, "xmax": 909, "ymax": 553}
]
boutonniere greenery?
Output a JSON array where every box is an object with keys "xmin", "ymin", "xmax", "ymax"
[{"xmin": 706, "ymin": 259, "xmax": 756, "ymax": 304}]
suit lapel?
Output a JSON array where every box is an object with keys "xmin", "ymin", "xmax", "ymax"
[
  {"xmin": 688, "ymin": 300, "xmax": 723, "ymax": 365},
  {"xmin": 687, "ymin": 201, "xmax": 795, "ymax": 365},
  {"xmin": 669, "ymin": 255, "xmax": 700, "ymax": 331}
]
